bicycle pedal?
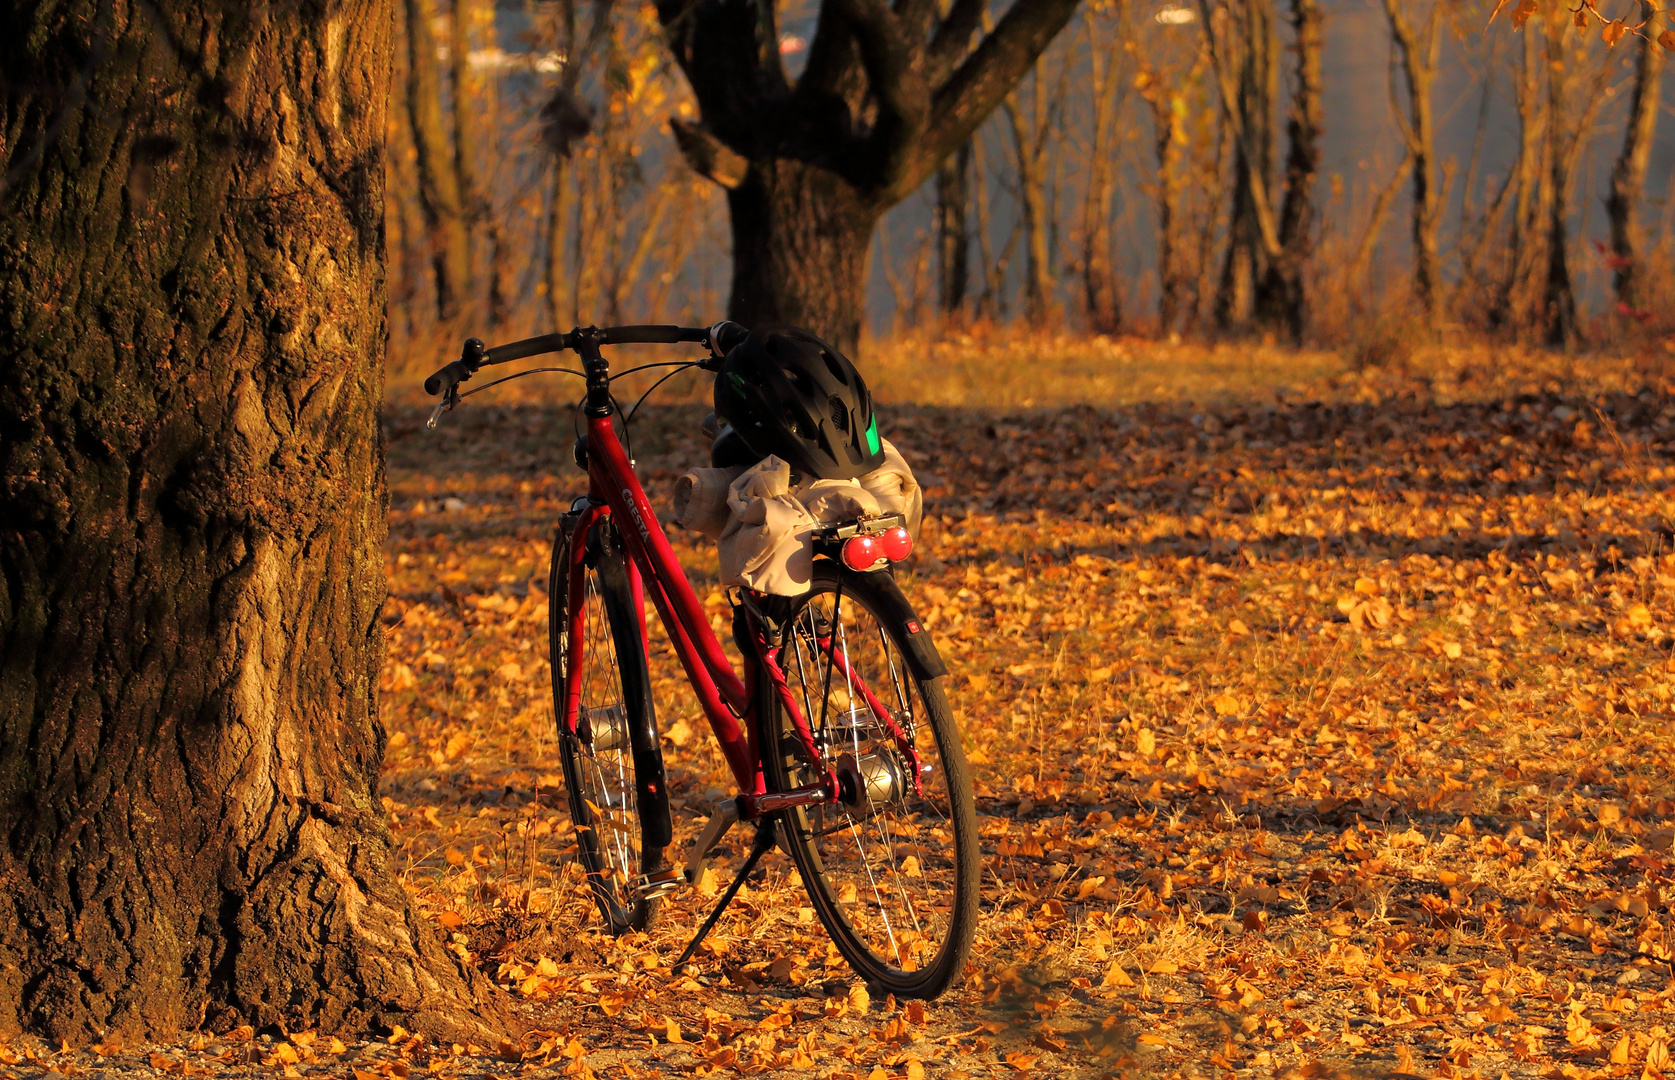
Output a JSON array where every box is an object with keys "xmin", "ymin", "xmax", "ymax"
[{"xmin": 633, "ymin": 865, "xmax": 684, "ymax": 900}]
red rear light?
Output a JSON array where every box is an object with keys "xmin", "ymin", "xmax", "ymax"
[
  {"xmin": 879, "ymin": 525, "xmax": 913, "ymax": 562},
  {"xmin": 841, "ymin": 534, "xmax": 882, "ymax": 571}
]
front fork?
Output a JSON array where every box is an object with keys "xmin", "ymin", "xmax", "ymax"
[{"xmin": 557, "ymin": 505, "xmax": 673, "ymax": 853}]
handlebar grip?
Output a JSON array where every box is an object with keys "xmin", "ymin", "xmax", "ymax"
[
  {"xmin": 484, "ymin": 331, "xmax": 571, "ymax": 365},
  {"xmin": 424, "ymin": 358, "xmax": 473, "ymax": 397}
]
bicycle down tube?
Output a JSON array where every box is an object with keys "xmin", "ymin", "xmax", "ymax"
[{"xmin": 575, "ymin": 409, "xmax": 768, "ymax": 794}]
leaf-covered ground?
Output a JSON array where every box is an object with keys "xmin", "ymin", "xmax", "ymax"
[{"xmin": 10, "ymin": 340, "xmax": 1674, "ymax": 1079}]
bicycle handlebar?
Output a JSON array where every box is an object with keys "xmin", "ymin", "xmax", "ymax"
[{"xmin": 424, "ymin": 324, "xmax": 713, "ymax": 397}]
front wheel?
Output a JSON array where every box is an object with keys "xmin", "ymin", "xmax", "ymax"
[{"xmin": 760, "ymin": 565, "xmax": 980, "ymax": 999}]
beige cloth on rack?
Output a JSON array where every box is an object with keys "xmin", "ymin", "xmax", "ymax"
[
  {"xmin": 717, "ymin": 457, "xmax": 818, "ymax": 595},
  {"xmin": 672, "ymin": 438, "xmax": 924, "ymax": 597},
  {"xmin": 855, "ymin": 437, "xmax": 922, "ymax": 538},
  {"xmin": 670, "ymin": 464, "xmax": 748, "ymax": 539}
]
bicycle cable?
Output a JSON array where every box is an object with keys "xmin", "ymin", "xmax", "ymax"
[
  {"xmin": 458, "ymin": 366, "xmax": 585, "ymax": 399},
  {"xmin": 448, "ymin": 349, "xmax": 704, "ymax": 467},
  {"xmin": 624, "ymin": 362, "xmax": 703, "ymax": 425}
]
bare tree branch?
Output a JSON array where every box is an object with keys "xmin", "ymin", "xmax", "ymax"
[
  {"xmin": 925, "ymin": 0, "xmax": 984, "ymax": 84},
  {"xmin": 919, "ymin": 0, "xmax": 1080, "ymax": 195},
  {"xmin": 827, "ymin": 0, "xmax": 930, "ymax": 186}
]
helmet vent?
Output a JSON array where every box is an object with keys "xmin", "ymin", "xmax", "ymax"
[
  {"xmin": 829, "ymin": 396, "xmax": 849, "ymax": 433},
  {"xmin": 822, "ymin": 351, "xmax": 849, "ymax": 384}
]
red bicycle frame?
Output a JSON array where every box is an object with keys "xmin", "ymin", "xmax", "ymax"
[{"xmin": 558, "ymin": 409, "xmax": 836, "ymax": 819}]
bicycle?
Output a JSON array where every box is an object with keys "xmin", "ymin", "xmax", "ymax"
[{"xmin": 423, "ymin": 323, "xmax": 980, "ymax": 999}]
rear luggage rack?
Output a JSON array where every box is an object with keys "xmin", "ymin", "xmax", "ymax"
[{"xmin": 809, "ymin": 513, "xmax": 907, "ymax": 552}]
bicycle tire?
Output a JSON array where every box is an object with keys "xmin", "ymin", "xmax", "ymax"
[
  {"xmin": 759, "ymin": 565, "xmax": 980, "ymax": 998},
  {"xmin": 548, "ymin": 518, "xmax": 670, "ymax": 934}
]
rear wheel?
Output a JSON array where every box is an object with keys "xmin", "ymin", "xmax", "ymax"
[
  {"xmin": 760, "ymin": 565, "xmax": 980, "ymax": 998},
  {"xmin": 548, "ymin": 519, "xmax": 668, "ymax": 933}
]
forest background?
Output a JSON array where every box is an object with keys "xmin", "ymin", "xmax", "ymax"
[{"xmin": 387, "ymin": 0, "xmax": 1675, "ymax": 360}]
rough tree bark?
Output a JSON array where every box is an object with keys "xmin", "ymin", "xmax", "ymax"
[
  {"xmin": 659, "ymin": 0, "xmax": 1081, "ymax": 353},
  {"xmin": 1382, "ymin": 0, "xmax": 1444, "ymax": 320},
  {"xmin": 0, "ymin": 0, "xmax": 502, "ymax": 1043},
  {"xmin": 1606, "ymin": 6, "xmax": 1663, "ymax": 315},
  {"xmin": 935, "ymin": 141, "xmax": 973, "ymax": 316}
]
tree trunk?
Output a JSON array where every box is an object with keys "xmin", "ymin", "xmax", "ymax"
[
  {"xmin": 725, "ymin": 161, "xmax": 880, "ymax": 355},
  {"xmin": 1206, "ymin": 0, "xmax": 1278, "ymax": 331},
  {"xmin": 1081, "ymin": 13, "xmax": 1123, "ymax": 336},
  {"xmin": 936, "ymin": 142, "xmax": 973, "ymax": 318},
  {"xmin": 453, "ymin": 0, "xmax": 510, "ymax": 329},
  {"xmin": 545, "ymin": 159, "xmax": 575, "ymax": 330},
  {"xmin": 1498, "ymin": 24, "xmax": 1549, "ymax": 332},
  {"xmin": 406, "ymin": 0, "xmax": 472, "ymax": 322},
  {"xmin": 1140, "ymin": 66, "xmax": 1190, "ymax": 334},
  {"xmin": 1382, "ymin": 0, "xmax": 1443, "ymax": 319},
  {"xmin": 1254, "ymin": 0, "xmax": 1321, "ymax": 342},
  {"xmin": 1005, "ymin": 76, "xmax": 1054, "ymax": 327},
  {"xmin": 0, "ymin": 0, "xmax": 501, "ymax": 1043},
  {"xmin": 1607, "ymin": 7, "xmax": 1663, "ymax": 315},
  {"xmin": 657, "ymin": 0, "xmax": 1078, "ymax": 349}
]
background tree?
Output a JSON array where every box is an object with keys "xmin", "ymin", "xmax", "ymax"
[
  {"xmin": 1003, "ymin": 60, "xmax": 1062, "ymax": 327},
  {"xmin": 1077, "ymin": 3, "xmax": 1129, "ymax": 336},
  {"xmin": 1199, "ymin": 0, "xmax": 1277, "ymax": 331},
  {"xmin": 406, "ymin": 0, "xmax": 474, "ymax": 323},
  {"xmin": 935, "ymin": 141, "xmax": 974, "ymax": 318},
  {"xmin": 658, "ymin": 0, "xmax": 1081, "ymax": 352},
  {"xmin": 1255, "ymin": 0, "xmax": 1322, "ymax": 339},
  {"xmin": 0, "ymin": 0, "xmax": 497, "ymax": 1041},
  {"xmin": 1382, "ymin": 0, "xmax": 1446, "ymax": 321},
  {"xmin": 1605, "ymin": 1, "xmax": 1663, "ymax": 315}
]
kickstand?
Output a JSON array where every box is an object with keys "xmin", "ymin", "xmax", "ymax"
[{"xmin": 671, "ymin": 822, "xmax": 778, "ymax": 974}]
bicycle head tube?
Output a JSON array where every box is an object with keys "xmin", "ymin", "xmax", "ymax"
[{"xmin": 575, "ymin": 327, "xmax": 613, "ymax": 417}]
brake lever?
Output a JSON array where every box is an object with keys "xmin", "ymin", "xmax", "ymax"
[{"xmin": 426, "ymin": 384, "xmax": 460, "ymax": 430}]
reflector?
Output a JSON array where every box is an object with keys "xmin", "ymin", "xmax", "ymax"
[
  {"xmin": 841, "ymin": 534, "xmax": 883, "ymax": 571},
  {"xmin": 879, "ymin": 525, "xmax": 912, "ymax": 562}
]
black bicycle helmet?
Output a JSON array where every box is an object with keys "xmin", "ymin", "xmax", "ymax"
[{"xmin": 713, "ymin": 324, "xmax": 886, "ymax": 481}]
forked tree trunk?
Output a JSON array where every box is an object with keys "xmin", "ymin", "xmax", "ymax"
[
  {"xmin": 0, "ymin": 1, "xmax": 500, "ymax": 1043},
  {"xmin": 1539, "ymin": 12, "xmax": 1613, "ymax": 346},
  {"xmin": 1140, "ymin": 64, "xmax": 1191, "ymax": 334},
  {"xmin": 1498, "ymin": 24, "xmax": 1549, "ymax": 331},
  {"xmin": 726, "ymin": 161, "xmax": 880, "ymax": 354},
  {"xmin": 1204, "ymin": 0, "xmax": 1278, "ymax": 331},
  {"xmin": 658, "ymin": 0, "xmax": 1078, "ymax": 350}
]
